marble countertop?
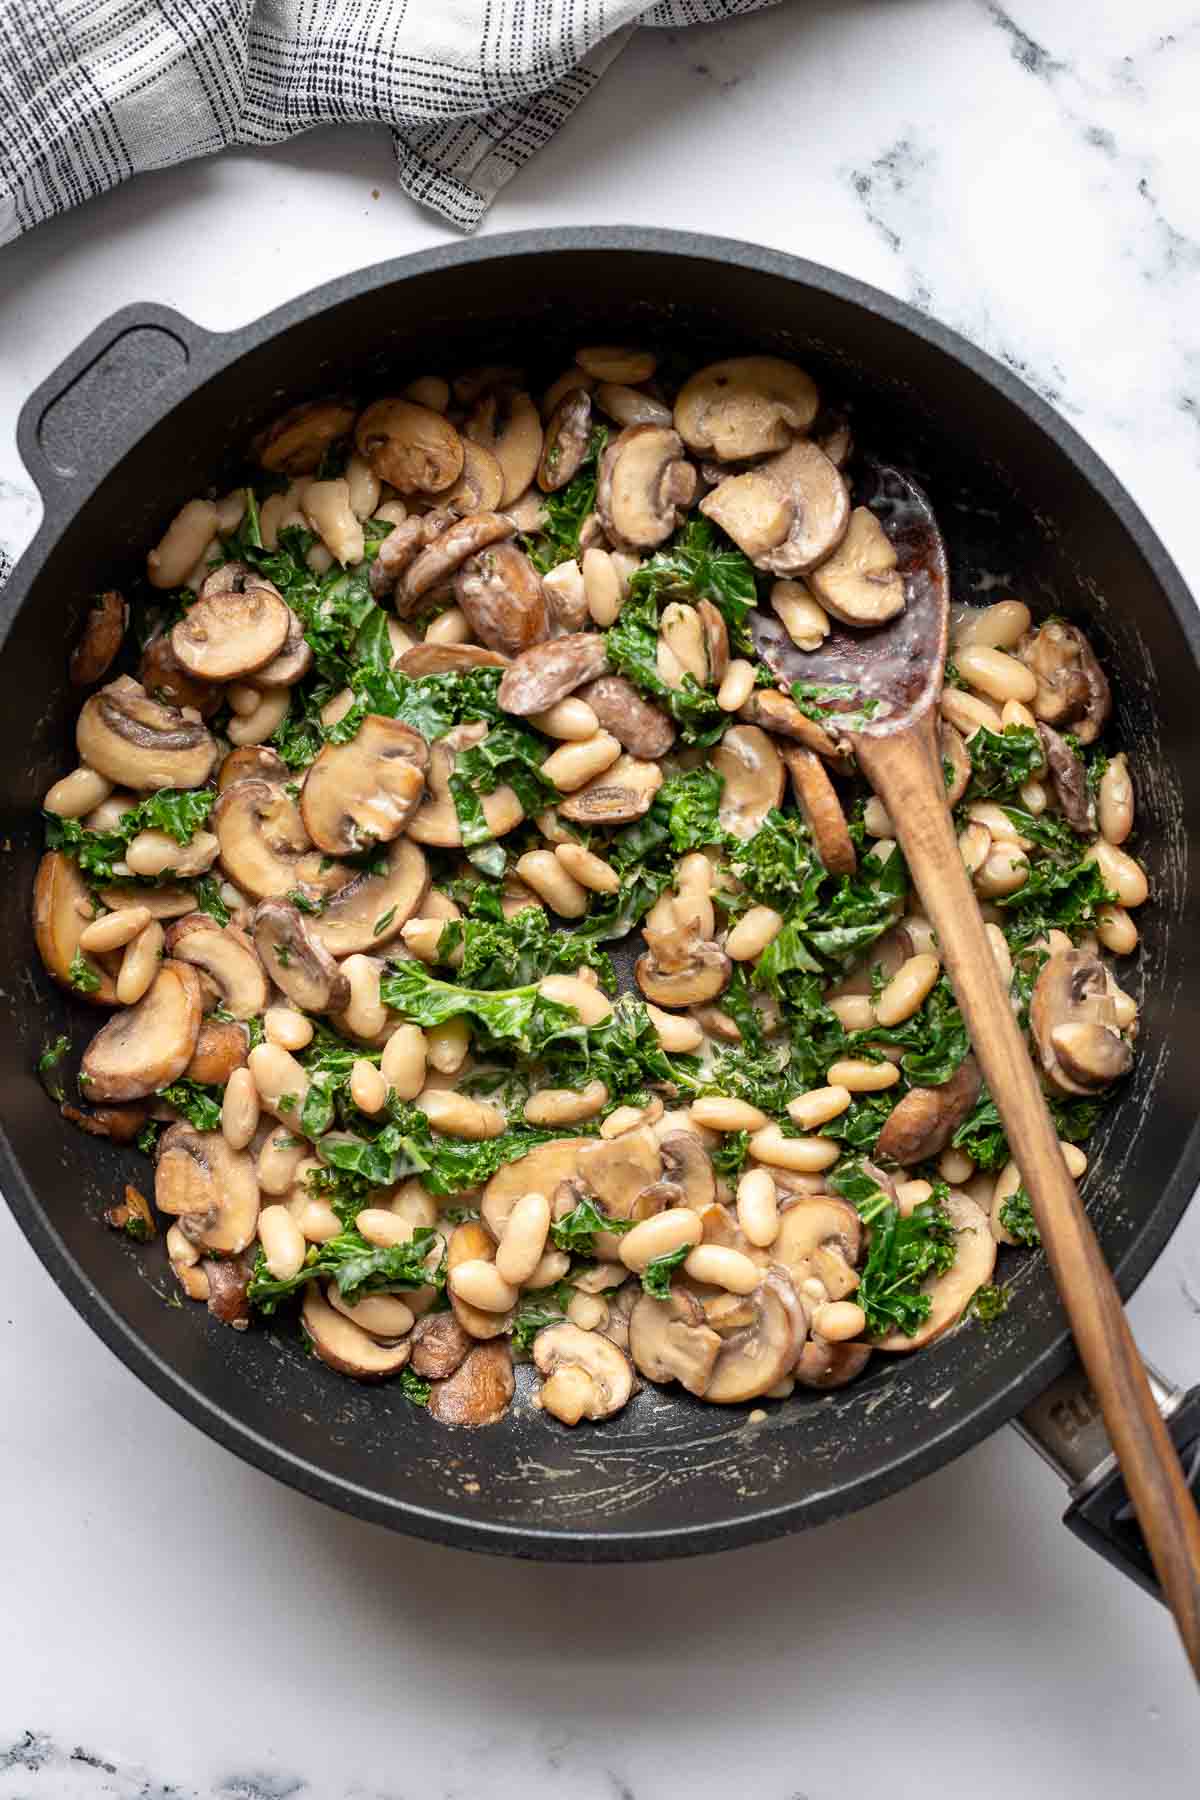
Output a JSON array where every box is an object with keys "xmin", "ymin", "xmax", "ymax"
[{"xmin": 2, "ymin": 2, "xmax": 1200, "ymax": 1792}]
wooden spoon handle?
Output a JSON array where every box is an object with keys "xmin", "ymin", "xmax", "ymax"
[{"xmin": 857, "ymin": 713, "xmax": 1200, "ymax": 1676}]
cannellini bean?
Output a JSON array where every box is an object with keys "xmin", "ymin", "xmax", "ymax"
[
  {"xmin": 401, "ymin": 917, "xmax": 448, "ymax": 963},
  {"xmin": 600, "ymin": 1103, "xmax": 653, "ymax": 1138},
  {"xmin": 1096, "ymin": 904, "xmax": 1138, "ymax": 956},
  {"xmin": 416, "ymin": 1088, "xmax": 505, "ymax": 1140},
  {"xmin": 147, "ymin": 499, "xmax": 219, "ymax": 588},
  {"xmin": 953, "ymin": 600, "xmax": 1031, "ymax": 650},
  {"xmin": 516, "ymin": 849, "xmax": 590, "ymax": 917},
  {"xmin": 646, "ymin": 1003, "xmax": 704, "ymax": 1054},
  {"xmin": 541, "ymin": 732, "xmax": 622, "ymax": 793},
  {"xmin": 425, "ymin": 607, "xmax": 470, "ymax": 646},
  {"xmin": 306, "ymin": 543, "xmax": 334, "ymax": 575},
  {"xmin": 264, "ymin": 1006, "xmax": 314, "ymax": 1052},
  {"xmin": 45, "ymin": 766, "xmax": 113, "ymax": 817},
  {"xmin": 339, "ymin": 954, "xmax": 388, "ymax": 1040},
  {"xmin": 863, "ymin": 796, "xmax": 893, "ymax": 838},
  {"xmin": 939, "ymin": 1146, "xmax": 975, "ymax": 1184},
  {"xmin": 684, "ymin": 1244, "xmax": 761, "ymax": 1294},
  {"xmin": 828, "ymin": 994, "xmax": 875, "ymax": 1032},
  {"xmin": 975, "ymin": 842, "xmax": 1029, "ymax": 899},
  {"xmin": 787, "ymin": 1085, "xmax": 853, "ymax": 1129},
  {"xmin": 874, "ymin": 952, "xmax": 941, "ymax": 1027},
  {"xmin": 259, "ymin": 1129, "xmax": 307, "ymax": 1195},
  {"xmin": 1019, "ymin": 778, "xmax": 1047, "ymax": 815},
  {"xmin": 582, "ymin": 547, "xmax": 622, "ymax": 627},
  {"xmin": 213, "ymin": 489, "xmax": 246, "ymax": 533},
  {"xmin": 942, "ymin": 688, "xmax": 1003, "ymax": 738},
  {"xmin": 423, "ymin": 888, "xmax": 462, "ymax": 924},
  {"xmin": 814, "ymin": 1300, "xmax": 867, "ymax": 1343},
  {"xmin": 248, "ymin": 1043, "xmax": 310, "ymax": 1127},
  {"xmin": 524, "ymin": 1079, "xmax": 609, "ymax": 1127},
  {"xmin": 539, "ymin": 973, "xmax": 613, "ymax": 1025},
  {"xmin": 426, "ymin": 1016, "xmax": 470, "ymax": 1074},
  {"xmin": 495, "ymin": 1191, "xmax": 552, "ymax": 1287},
  {"xmin": 166, "ymin": 1222, "xmax": 200, "ymax": 1267},
  {"xmin": 991, "ymin": 1161, "xmax": 1023, "ymax": 1245},
  {"xmin": 391, "ymin": 1180, "xmax": 438, "ymax": 1229},
  {"xmin": 292, "ymin": 1198, "xmax": 340, "ymax": 1243},
  {"xmin": 125, "ymin": 828, "xmax": 219, "ymax": 877},
  {"xmin": 968, "ymin": 801, "xmax": 1031, "ymax": 848},
  {"xmin": 302, "ymin": 479, "xmax": 364, "ymax": 564},
  {"xmin": 404, "ymin": 374, "xmax": 449, "ymax": 411},
  {"xmin": 691, "ymin": 1096, "xmax": 769, "ymax": 1133},
  {"xmin": 116, "ymin": 920, "xmax": 163, "ymax": 1004},
  {"xmin": 1061, "ymin": 1142, "xmax": 1088, "ymax": 1178},
  {"xmin": 526, "ymin": 1249, "xmax": 571, "ymax": 1290},
  {"xmin": 79, "ymin": 905, "xmax": 152, "ymax": 952},
  {"xmin": 959, "ymin": 821, "xmax": 991, "ymax": 875},
  {"xmin": 619, "ymin": 1207, "xmax": 704, "ymax": 1272},
  {"xmin": 771, "ymin": 579, "xmax": 830, "ymax": 651},
  {"xmin": 725, "ymin": 905, "xmax": 784, "ymax": 962},
  {"xmin": 381, "ymin": 1024, "xmax": 427, "ymax": 1100},
  {"xmin": 985, "ymin": 922, "xmax": 1013, "ymax": 987},
  {"xmin": 748, "ymin": 1127, "xmax": 841, "ymax": 1172},
  {"xmin": 825, "ymin": 1059, "xmax": 899, "ymax": 1094},
  {"xmin": 955, "ymin": 644, "xmax": 1037, "ymax": 704},
  {"xmin": 332, "ymin": 1290, "xmax": 415, "ymax": 1337},
  {"xmin": 901, "ymin": 914, "xmax": 937, "ymax": 956},
  {"xmin": 609, "ymin": 550, "xmax": 640, "ymax": 597},
  {"xmin": 226, "ymin": 682, "xmax": 263, "ymax": 719},
  {"xmin": 356, "ymin": 1209, "xmax": 416, "ymax": 1249},
  {"xmin": 542, "ymin": 559, "xmax": 588, "ymax": 628},
  {"xmin": 1098, "ymin": 753, "xmax": 1134, "ymax": 845},
  {"xmin": 896, "ymin": 1179, "xmax": 933, "ymax": 1216},
  {"xmin": 227, "ymin": 688, "xmax": 290, "ymax": 747},
  {"xmin": 1001, "ymin": 698, "xmax": 1040, "ymax": 734},
  {"xmin": 350, "ymin": 1058, "xmax": 387, "ymax": 1114},
  {"xmin": 554, "ymin": 841, "xmax": 619, "ymax": 894},
  {"xmin": 677, "ymin": 851, "xmax": 713, "ymax": 895},
  {"xmin": 345, "ymin": 453, "xmax": 382, "ymax": 520},
  {"xmin": 717, "ymin": 659, "xmax": 756, "ymax": 712},
  {"xmin": 449, "ymin": 1259, "xmax": 518, "ymax": 1312},
  {"xmin": 530, "ymin": 697, "xmax": 600, "ymax": 740},
  {"xmin": 737, "ymin": 1167, "xmax": 779, "ymax": 1247},
  {"xmin": 566, "ymin": 1292, "xmax": 609, "ymax": 1331},
  {"xmin": 1110, "ymin": 988, "xmax": 1138, "ymax": 1030},
  {"xmin": 257, "ymin": 1203, "xmax": 306, "ymax": 1280},
  {"xmin": 221, "ymin": 1067, "xmax": 260, "ymax": 1151}
]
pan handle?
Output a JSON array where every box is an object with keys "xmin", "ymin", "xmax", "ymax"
[
  {"xmin": 1016, "ymin": 1362, "xmax": 1200, "ymax": 1601},
  {"xmin": 17, "ymin": 303, "xmax": 214, "ymax": 505}
]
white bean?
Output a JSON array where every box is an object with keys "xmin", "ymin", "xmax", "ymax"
[
  {"xmin": 953, "ymin": 600, "xmax": 1031, "ymax": 650},
  {"xmin": 619, "ymin": 1208, "xmax": 704, "ymax": 1272},
  {"xmin": 541, "ymin": 732, "xmax": 622, "ymax": 793},
  {"xmin": 684, "ymin": 1245, "xmax": 761, "ymax": 1294},
  {"xmin": 725, "ymin": 905, "xmax": 784, "ymax": 962},
  {"xmin": 426, "ymin": 607, "xmax": 469, "ymax": 646},
  {"xmin": 401, "ymin": 918, "xmax": 447, "ymax": 964},
  {"xmin": 863, "ymin": 796, "xmax": 894, "ymax": 838},
  {"xmin": 786, "ymin": 1085, "xmax": 854, "ymax": 1129},
  {"xmin": 391, "ymin": 1180, "xmax": 438, "ymax": 1229},
  {"xmin": 554, "ymin": 841, "xmax": 619, "ymax": 894},
  {"xmin": 330, "ymin": 1290, "xmax": 414, "ymax": 1337},
  {"xmin": 515, "ymin": 848, "xmax": 590, "ymax": 917},
  {"xmin": 1098, "ymin": 753, "xmax": 1134, "ymax": 846},
  {"xmin": 258, "ymin": 1203, "xmax": 306, "ymax": 1280},
  {"xmin": 959, "ymin": 821, "xmax": 991, "ymax": 875},
  {"xmin": 147, "ymin": 499, "xmax": 219, "ymax": 589},
  {"xmin": 813, "ymin": 1300, "xmax": 867, "ymax": 1342},
  {"xmin": 416, "ymin": 1088, "xmax": 505, "ymax": 1140},
  {"xmin": 942, "ymin": 688, "xmax": 1003, "ymax": 738},
  {"xmin": 125, "ymin": 828, "xmax": 218, "ymax": 878},
  {"xmin": 381, "ymin": 1024, "xmax": 427, "ymax": 1100},
  {"xmin": 896, "ymin": 1179, "xmax": 933, "ymax": 1217},
  {"xmin": 259, "ymin": 1129, "xmax": 306, "ymax": 1195},
  {"xmin": 1110, "ymin": 988, "xmax": 1138, "ymax": 1030},
  {"xmin": 938, "ymin": 1147, "xmax": 975, "ymax": 1184},
  {"xmin": 975, "ymin": 842, "xmax": 1029, "ymax": 899},
  {"xmin": 955, "ymin": 644, "xmax": 1037, "ymax": 704},
  {"xmin": 748, "ymin": 1127, "xmax": 841, "ymax": 1172},
  {"xmin": 495, "ymin": 1191, "xmax": 552, "ymax": 1287},
  {"xmin": 566, "ymin": 1292, "xmax": 609, "ymax": 1331},
  {"xmin": 1061, "ymin": 1142, "xmax": 1088, "ymax": 1178},
  {"xmin": 263, "ymin": 1006, "xmax": 314, "ymax": 1052},
  {"xmin": 828, "ymin": 995, "xmax": 875, "ymax": 1032},
  {"xmin": 691, "ymin": 1096, "xmax": 769, "ymax": 1133},
  {"xmin": 166, "ymin": 1222, "xmax": 200, "ymax": 1267},
  {"xmin": 404, "ymin": 375, "xmax": 449, "ymax": 412},
  {"xmin": 340, "ymin": 954, "xmax": 388, "ymax": 1040},
  {"xmin": 116, "ymin": 920, "xmax": 163, "ymax": 1005},
  {"xmin": 449, "ymin": 1259, "xmax": 518, "ymax": 1312},
  {"xmin": 524, "ymin": 1080, "xmax": 609, "ymax": 1127},
  {"xmin": 526, "ymin": 1249, "xmax": 571, "ymax": 1291},
  {"xmin": 248, "ymin": 1043, "xmax": 310, "ymax": 1127},
  {"xmin": 355, "ymin": 1209, "xmax": 416, "ymax": 1249},
  {"xmin": 1001, "ymin": 698, "xmax": 1040, "ymax": 734},
  {"xmin": 45, "ymin": 766, "xmax": 113, "ymax": 817},
  {"xmin": 716, "ymin": 659, "xmax": 756, "ymax": 712},
  {"xmin": 530, "ymin": 697, "xmax": 600, "ymax": 740},
  {"xmin": 426, "ymin": 1017, "xmax": 470, "ymax": 1073},
  {"xmin": 990, "ymin": 1161, "xmax": 1023, "ymax": 1245},
  {"xmin": 1096, "ymin": 904, "xmax": 1138, "ymax": 956},
  {"xmin": 227, "ymin": 688, "xmax": 290, "ymax": 747},
  {"xmin": 345, "ymin": 453, "xmax": 382, "ymax": 520},
  {"xmin": 825, "ymin": 1059, "xmax": 899, "ymax": 1094},
  {"xmin": 646, "ymin": 1004, "xmax": 704, "ymax": 1054},
  {"xmin": 582, "ymin": 546, "xmax": 623, "ymax": 627},
  {"xmin": 350, "ymin": 1058, "xmax": 387, "ymax": 1115},
  {"xmin": 221, "ymin": 1067, "xmax": 260, "ymax": 1151},
  {"xmin": 737, "ymin": 1168, "xmax": 779, "ymax": 1247},
  {"xmin": 79, "ymin": 905, "xmax": 152, "ymax": 953},
  {"xmin": 874, "ymin": 952, "xmax": 940, "ymax": 1027},
  {"xmin": 539, "ymin": 974, "xmax": 612, "ymax": 1025},
  {"xmin": 771, "ymin": 579, "xmax": 830, "ymax": 651},
  {"xmin": 293, "ymin": 1198, "xmax": 341, "ymax": 1243},
  {"xmin": 985, "ymin": 922, "xmax": 1013, "ymax": 988}
]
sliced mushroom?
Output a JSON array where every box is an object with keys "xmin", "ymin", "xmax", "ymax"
[
  {"xmin": 704, "ymin": 1268, "xmax": 808, "ymax": 1404},
  {"xmin": 1038, "ymin": 721, "xmax": 1095, "ymax": 833},
  {"xmin": 699, "ymin": 467, "xmax": 793, "ymax": 562},
  {"xmin": 70, "ymin": 590, "xmax": 127, "ymax": 686},
  {"xmin": 942, "ymin": 721, "xmax": 971, "ymax": 806},
  {"xmin": 410, "ymin": 1311, "xmax": 474, "ymax": 1380},
  {"xmin": 398, "ymin": 643, "xmax": 509, "ymax": 676},
  {"xmin": 138, "ymin": 630, "xmax": 222, "ymax": 717},
  {"xmin": 807, "ymin": 506, "xmax": 906, "ymax": 627},
  {"xmin": 558, "ymin": 752, "xmax": 663, "ymax": 825},
  {"xmin": 636, "ymin": 917, "xmax": 731, "ymax": 1008},
  {"xmin": 456, "ymin": 543, "xmax": 552, "ymax": 656},
  {"xmin": 659, "ymin": 1131, "xmax": 717, "ymax": 1213},
  {"xmin": 302, "ymin": 1284, "xmax": 413, "ymax": 1380},
  {"xmin": 400, "ymin": 512, "xmax": 514, "ymax": 611},
  {"xmin": 814, "ymin": 410, "xmax": 854, "ymax": 469},
  {"xmin": 533, "ymin": 1322, "xmax": 634, "ymax": 1424},
  {"xmin": 701, "ymin": 441, "xmax": 849, "ymax": 575},
  {"xmin": 480, "ymin": 1138, "xmax": 585, "ymax": 1239},
  {"xmin": 252, "ymin": 900, "xmax": 350, "ymax": 1014},
  {"xmin": 443, "ymin": 439, "xmax": 506, "ymax": 516},
  {"xmin": 577, "ymin": 674, "xmax": 675, "ymax": 759},
  {"xmin": 1017, "ymin": 621, "xmax": 1111, "ymax": 745},
  {"xmin": 309, "ymin": 836, "xmax": 430, "ymax": 957},
  {"xmin": 156, "ymin": 1122, "xmax": 259, "ymax": 1252},
  {"xmin": 369, "ymin": 508, "xmax": 454, "ymax": 600},
  {"xmin": 34, "ymin": 851, "xmax": 119, "ymax": 1003},
  {"xmin": 355, "ymin": 398, "xmax": 464, "ymax": 495},
  {"xmin": 76, "ymin": 678, "xmax": 218, "ymax": 791},
  {"xmin": 875, "ymin": 1054, "xmax": 982, "ymax": 1166},
  {"xmin": 428, "ymin": 1341, "xmax": 515, "ymax": 1425},
  {"xmin": 405, "ymin": 723, "xmax": 524, "ymax": 848},
  {"xmin": 98, "ymin": 882, "xmax": 199, "ymax": 920},
  {"xmin": 464, "ymin": 389, "xmax": 543, "ymax": 507},
  {"xmin": 674, "ymin": 356, "xmax": 819, "ymax": 462},
  {"xmin": 499, "ymin": 634, "xmax": 610, "ymax": 716},
  {"xmin": 794, "ymin": 1340, "xmax": 872, "ymax": 1389},
  {"xmin": 170, "ymin": 583, "xmax": 291, "ymax": 682},
  {"xmin": 538, "ymin": 389, "xmax": 593, "ymax": 492},
  {"xmin": 660, "ymin": 602, "xmax": 709, "ymax": 686},
  {"xmin": 81, "ymin": 962, "xmax": 203, "ymax": 1101},
  {"xmin": 594, "ymin": 383, "xmax": 672, "ymax": 429},
  {"xmin": 199, "ymin": 1250, "xmax": 255, "ymax": 1329},
  {"xmin": 772, "ymin": 1196, "xmax": 863, "ymax": 1301},
  {"xmin": 300, "ymin": 716, "xmax": 429, "ymax": 855},
  {"xmin": 1030, "ymin": 950, "xmax": 1133, "ymax": 1096},
  {"xmin": 163, "ymin": 913, "xmax": 269, "ymax": 1019},
  {"xmin": 783, "ymin": 746, "xmax": 856, "ymax": 875},
  {"xmin": 735, "ymin": 688, "xmax": 845, "ymax": 763},
  {"xmin": 578, "ymin": 1127, "xmax": 663, "ymax": 1224},
  {"xmin": 185, "ymin": 1016, "xmax": 249, "ymax": 1084},
  {"xmin": 217, "ymin": 745, "xmax": 289, "ymax": 792},
  {"xmin": 213, "ymin": 778, "xmax": 349, "ymax": 904},
  {"xmin": 713, "ymin": 724, "xmax": 785, "ymax": 840},
  {"xmin": 697, "ymin": 600, "xmax": 730, "ymax": 688},
  {"xmin": 255, "ymin": 398, "xmax": 356, "ymax": 475},
  {"xmin": 629, "ymin": 1288, "xmax": 722, "ymax": 1395},
  {"xmin": 254, "ymin": 609, "xmax": 313, "ymax": 688},
  {"xmin": 596, "ymin": 425, "xmax": 696, "ymax": 551},
  {"xmin": 875, "ymin": 1191, "xmax": 996, "ymax": 1352}
]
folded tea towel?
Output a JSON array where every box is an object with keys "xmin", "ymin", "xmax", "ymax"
[{"xmin": 0, "ymin": 0, "xmax": 778, "ymax": 247}]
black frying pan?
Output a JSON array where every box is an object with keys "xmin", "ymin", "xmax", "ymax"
[{"xmin": 4, "ymin": 230, "xmax": 1199, "ymax": 1582}]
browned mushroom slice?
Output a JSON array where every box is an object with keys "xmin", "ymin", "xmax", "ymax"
[
  {"xmin": 70, "ymin": 590, "xmax": 127, "ymax": 686},
  {"xmin": 558, "ymin": 752, "xmax": 663, "ymax": 826},
  {"xmin": 456, "ymin": 543, "xmax": 552, "ymax": 656},
  {"xmin": 405, "ymin": 724, "xmax": 524, "ymax": 848},
  {"xmin": 807, "ymin": 506, "xmax": 906, "ymax": 627},
  {"xmin": 629, "ymin": 1289, "xmax": 722, "ymax": 1395},
  {"xmin": 213, "ymin": 778, "xmax": 349, "ymax": 904},
  {"xmin": 533, "ymin": 1323, "xmax": 634, "ymax": 1424},
  {"xmin": 217, "ymin": 745, "xmax": 289, "ymax": 792},
  {"xmin": 81, "ymin": 961, "xmax": 203, "ymax": 1101},
  {"xmin": 398, "ymin": 643, "xmax": 509, "ymax": 676},
  {"xmin": 309, "ymin": 836, "xmax": 429, "ymax": 957},
  {"xmin": 875, "ymin": 1054, "xmax": 981, "ymax": 1166},
  {"xmin": 164, "ymin": 913, "xmax": 269, "ymax": 1019},
  {"xmin": 782, "ymin": 746, "xmax": 856, "ymax": 875},
  {"xmin": 442, "ymin": 439, "xmax": 506, "ymax": 516},
  {"xmin": 34, "ymin": 851, "xmax": 120, "ymax": 1003},
  {"xmin": 674, "ymin": 356, "xmax": 819, "ymax": 461},
  {"xmin": 1016, "ymin": 621, "xmax": 1111, "ymax": 745},
  {"xmin": 942, "ymin": 721, "xmax": 971, "ymax": 806},
  {"xmin": 704, "ymin": 1269, "xmax": 808, "ymax": 1404},
  {"xmin": 98, "ymin": 882, "xmax": 199, "ymax": 920},
  {"xmin": 701, "ymin": 441, "xmax": 849, "ymax": 576},
  {"xmin": 697, "ymin": 600, "xmax": 730, "ymax": 687},
  {"xmin": 700, "ymin": 468, "xmax": 793, "ymax": 561},
  {"xmin": 400, "ymin": 512, "xmax": 515, "ymax": 611},
  {"xmin": 301, "ymin": 1284, "xmax": 413, "ymax": 1380},
  {"xmin": 577, "ymin": 674, "xmax": 675, "ymax": 759},
  {"xmin": 735, "ymin": 688, "xmax": 846, "ymax": 763},
  {"xmin": 794, "ymin": 1340, "xmax": 871, "ymax": 1389},
  {"xmin": 538, "ymin": 389, "xmax": 593, "ymax": 492},
  {"xmin": 104, "ymin": 1181, "xmax": 156, "ymax": 1233},
  {"xmin": 254, "ymin": 608, "xmax": 314, "ymax": 688},
  {"xmin": 464, "ymin": 389, "xmax": 543, "ymax": 507},
  {"xmin": 772, "ymin": 1195, "xmax": 863, "ymax": 1299},
  {"xmin": 355, "ymin": 398, "xmax": 464, "ymax": 495},
  {"xmin": 875, "ymin": 1191, "xmax": 996, "ymax": 1352},
  {"xmin": 428, "ymin": 1341, "xmax": 516, "ymax": 1425},
  {"xmin": 255, "ymin": 398, "xmax": 356, "ymax": 475},
  {"xmin": 203, "ymin": 1251, "xmax": 256, "ymax": 1330},
  {"xmin": 185, "ymin": 1016, "xmax": 249, "ymax": 1084},
  {"xmin": 171, "ymin": 584, "xmax": 291, "ymax": 682},
  {"xmin": 498, "ymin": 634, "xmax": 610, "ymax": 715},
  {"xmin": 1029, "ymin": 950, "xmax": 1133, "ymax": 1096},
  {"xmin": 410, "ymin": 1311, "xmax": 473, "ymax": 1380},
  {"xmin": 578, "ymin": 1127, "xmax": 662, "ymax": 1224},
  {"xmin": 594, "ymin": 383, "xmax": 672, "ymax": 429},
  {"xmin": 369, "ymin": 510, "xmax": 452, "ymax": 601},
  {"xmin": 252, "ymin": 899, "xmax": 350, "ymax": 1013},
  {"xmin": 77, "ymin": 678, "xmax": 218, "ymax": 791},
  {"xmin": 138, "ymin": 630, "xmax": 222, "ymax": 717},
  {"xmin": 595, "ymin": 424, "xmax": 696, "ymax": 551},
  {"xmin": 67, "ymin": 1103, "xmax": 151, "ymax": 1145},
  {"xmin": 156, "ymin": 1121, "xmax": 260, "ymax": 1252},
  {"xmin": 300, "ymin": 716, "xmax": 429, "ymax": 855},
  {"xmin": 481, "ymin": 1138, "xmax": 585, "ymax": 1239},
  {"xmin": 658, "ymin": 1131, "xmax": 717, "ymax": 1213},
  {"xmin": 636, "ymin": 918, "xmax": 731, "ymax": 1008},
  {"xmin": 1037, "ymin": 721, "xmax": 1096, "ymax": 833},
  {"xmin": 713, "ymin": 724, "xmax": 785, "ymax": 840}
]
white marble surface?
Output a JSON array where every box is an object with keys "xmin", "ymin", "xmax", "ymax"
[{"xmin": 2, "ymin": 1, "xmax": 1200, "ymax": 1792}]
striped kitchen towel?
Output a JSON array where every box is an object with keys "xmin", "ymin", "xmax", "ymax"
[{"xmin": 0, "ymin": 0, "xmax": 777, "ymax": 246}]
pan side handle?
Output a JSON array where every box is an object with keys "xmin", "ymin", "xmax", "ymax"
[{"xmin": 1016, "ymin": 1363, "xmax": 1200, "ymax": 1603}]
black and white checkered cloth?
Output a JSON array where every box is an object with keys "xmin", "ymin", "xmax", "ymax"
[{"xmin": 0, "ymin": 0, "xmax": 777, "ymax": 244}]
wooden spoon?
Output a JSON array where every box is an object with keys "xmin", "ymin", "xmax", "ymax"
[{"xmin": 753, "ymin": 465, "xmax": 1200, "ymax": 1674}]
